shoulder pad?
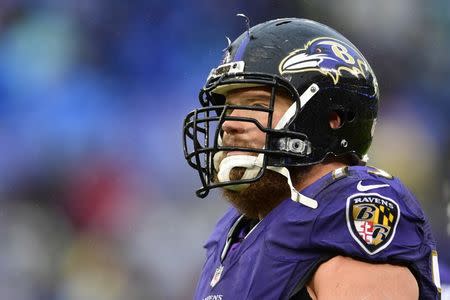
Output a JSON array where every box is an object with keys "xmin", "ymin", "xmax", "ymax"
[{"xmin": 313, "ymin": 169, "xmax": 426, "ymax": 258}]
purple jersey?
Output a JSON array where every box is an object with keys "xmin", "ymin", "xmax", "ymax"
[{"xmin": 195, "ymin": 166, "xmax": 441, "ymax": 300}]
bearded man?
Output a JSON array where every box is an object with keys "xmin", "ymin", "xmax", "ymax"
[{"xmin": 183, "ymin": 18, "xmax": 441, "ymax": 300}]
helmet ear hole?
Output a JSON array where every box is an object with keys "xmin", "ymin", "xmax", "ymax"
[{"xmin": 329, "ymin": 110, "xmax": 344, "ymax": 129}]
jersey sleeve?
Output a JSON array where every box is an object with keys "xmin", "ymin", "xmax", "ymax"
[{"xmin": 310, "ymin": 176, "xmax": 431, "ymax": 263}]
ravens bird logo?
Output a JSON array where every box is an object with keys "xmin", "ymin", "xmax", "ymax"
[{"xmin": 279, "ymin": 37, "xmax": 375, "ymax": 85}]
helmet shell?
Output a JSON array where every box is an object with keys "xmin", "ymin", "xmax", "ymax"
[{"xmin": 213, "ymin": 18, "xmax": 379, "ymax": 165}]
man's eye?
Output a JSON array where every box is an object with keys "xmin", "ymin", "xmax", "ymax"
[{"xmin": 252, "ymin": 103, "xmax": 268, "ymax": 108}]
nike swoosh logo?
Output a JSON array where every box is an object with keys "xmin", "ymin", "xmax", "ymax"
[{"xmin": 356, "ymin": 180, "xmax": 390, "ymax": 192}]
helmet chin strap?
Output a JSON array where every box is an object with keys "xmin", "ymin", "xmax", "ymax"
[
  {"xmin": 215, "ymin": 154, "xmax": 258, "ymax": 191},
  {"xmin": 213, "ymin": 83, "xmax": 319, "ymax": 209},
  {"xmin": 216, "ymin": 154, "xmax": 318, "ymax": 209}
]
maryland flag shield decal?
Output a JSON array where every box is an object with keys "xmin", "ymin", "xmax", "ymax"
[{"xmin": 346, "ymin": 193, "xmax": 400, "ymax": 255}]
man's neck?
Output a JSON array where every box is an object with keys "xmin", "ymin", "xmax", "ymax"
[{"xmin": 254, "ymin": 161, "xmax": 348, "ymax": 220}]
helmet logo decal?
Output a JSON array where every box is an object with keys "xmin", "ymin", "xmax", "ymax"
[{"xmin": 279, "ymin": 37, "xmax": 375, "ymax": 85}]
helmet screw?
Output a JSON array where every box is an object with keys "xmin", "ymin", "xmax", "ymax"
[
  {"xmin": 310, "ymin": 86, "xmax": 317, "ymax": 93},
  {"xmin": 341, "ymin": 139, "xmax": 348, "ymax": 148}
]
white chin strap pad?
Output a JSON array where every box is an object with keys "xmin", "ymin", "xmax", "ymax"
[
  {"xmin": 216, "ymin": 154, "xmax": 263, "ymax": 191},
  {"xmin": 216, "ymin": 154, "xmax": 318, "ymax": 209},
  {"xmin": 217, "ymin": 155, "xmax": 262, "ymax": 182}
]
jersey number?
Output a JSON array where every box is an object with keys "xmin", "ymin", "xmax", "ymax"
[{"xmin": 367, "ymin": 166, "xmax": 393, "ymax": 180}]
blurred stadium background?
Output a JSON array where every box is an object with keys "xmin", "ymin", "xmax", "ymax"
[{"xmin": 0, "ymin": 1, "xmax": 448, "ymax": 299}]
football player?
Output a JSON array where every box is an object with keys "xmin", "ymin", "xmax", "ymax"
[{"xmin": 183, "ymin": 18, "xmax": 441, "ymax": 299}]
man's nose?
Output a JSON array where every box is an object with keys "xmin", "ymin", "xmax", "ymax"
[{"xmin": 221, "ymin": 109, "xmax": 248, "ymax": 135}]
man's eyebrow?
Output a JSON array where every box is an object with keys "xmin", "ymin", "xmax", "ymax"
[
  {"xmin": 243, "ymin": 92, "xmax": 272, "ymax": 99},
  {"xmin": 226, "ymin": 92, "xmax": 272, "ymax": 104},
  {"xmin": 243, "ymin": 96, "xmax": 271, "ymax": 102}
]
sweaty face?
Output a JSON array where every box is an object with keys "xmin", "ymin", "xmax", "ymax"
[{"xmin": 217, "ymin": 87, "xmax": 294, "ymax": 219}]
